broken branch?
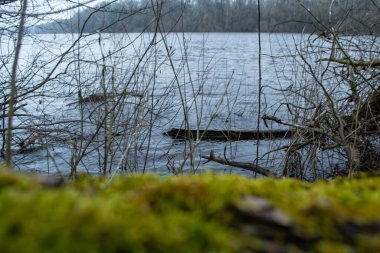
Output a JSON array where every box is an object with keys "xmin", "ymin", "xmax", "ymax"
[
  {"xmin": 201, "ymin": 151, "xmax": 279, "ymax": 178},
  {"xmin": 318, "ymin": 58, "xmax": 380, "ymax": 68}
]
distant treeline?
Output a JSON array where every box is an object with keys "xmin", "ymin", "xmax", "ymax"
[{"xmin": 36, "ymin": 0, "xmax": 380, "ymax": 34}]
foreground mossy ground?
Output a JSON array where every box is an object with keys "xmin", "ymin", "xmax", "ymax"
[{"xmin": 1, "ymin": 171, "xmax": 380, "ymax": 252}]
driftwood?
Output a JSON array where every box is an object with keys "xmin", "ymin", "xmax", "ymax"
[
  {"xmin": 16, "ymin": 146, "xmax": 44, "ymax": 154},
  {"xmin": 164, "ymin": 128, "xmax": 294, "ymax": 141},
  {"xmin": 79, "ymin": 92, "xmax": 143, "ymax": 103},
  {"xmin": 0, "ymin": 146, "xmax": 44, "ymax": 157},
  {"xmin": 19, "ymin": 134, "xmax": 39, "ymax": 150},
  {"xmin": 202, "ymin": 151, "xmax": 279, "ymax": 178},
  {"xmin": 80, "ymin": 93, "xmax": 118, "ymax": 103}
]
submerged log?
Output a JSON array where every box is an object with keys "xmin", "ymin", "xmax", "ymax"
[
  {"xmin": 163, "ymin": 128, "xmax": 294, "ymax": 141},
  {"xmin": 79, "ymin": 92, "xmax": 143, "ymax": 103},
  {"xmin": 16, "ymin": 146, "xmax": 44, "ymax": 154},
  {"xmin": 80, "ymin": 93, "xmax": 112, "ymax": 103},
  {"xmin": 0, "ymin": 146, "xmax": 45, "ymax": 156}
]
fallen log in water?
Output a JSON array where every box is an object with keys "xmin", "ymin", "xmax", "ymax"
[
  {"xmin": 202, "ymin": 151, "xmax": 279, "ymax": 177},
  {"xmin": 163, "ymin": 128, "xmax": 294, "ymax": 141},
  {"xmin": 0, "ymin": 146, "xmax": 45, "ymax": 156},
  {"xmin": 80, "ymin": 93, "xmax": 113, "ymax": 103},
  {"xmin": 79, "ymin": 92, "xmax": 143, "ymax": 103}
]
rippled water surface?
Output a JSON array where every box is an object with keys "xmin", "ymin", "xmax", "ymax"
[{"xmin": 3, "ymin": 33, "xmax": 308, "ymax": 176}]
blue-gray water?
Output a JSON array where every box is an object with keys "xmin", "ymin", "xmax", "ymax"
[{"xmin": 1, "ymin": 32, "xmax": 330, "ymax": 176}]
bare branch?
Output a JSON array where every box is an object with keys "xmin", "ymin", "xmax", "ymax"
[
  {"xmin": 318, "ymin": 58, "xmax": 380, "ymax": 68},
  {"xmin": 201, "ymin": 151, "xmax": 279, "ymax": 178}
]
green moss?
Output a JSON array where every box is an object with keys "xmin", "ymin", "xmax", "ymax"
[{"xmin": 0, "ymin": 169, "xmax": 380, "ymax": 252}]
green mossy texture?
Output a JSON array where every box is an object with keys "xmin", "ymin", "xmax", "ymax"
[{"xmin": 0, "ymin": 171, "xmax": 380, "ymax": 253}]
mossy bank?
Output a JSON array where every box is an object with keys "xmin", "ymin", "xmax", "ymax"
[{"xmin": 1, "ymin": 171, "xmax": 380, "ymax": 253}]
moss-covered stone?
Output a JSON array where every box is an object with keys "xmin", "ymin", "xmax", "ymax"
[{"xmin": 0, "ymin": 169, "xmax": 380, "ymax": 252}]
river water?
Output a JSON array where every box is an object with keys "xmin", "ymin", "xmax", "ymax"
[{"xmin": 1, "ymin": 32, "xmax": 319, "ymax": 176}]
